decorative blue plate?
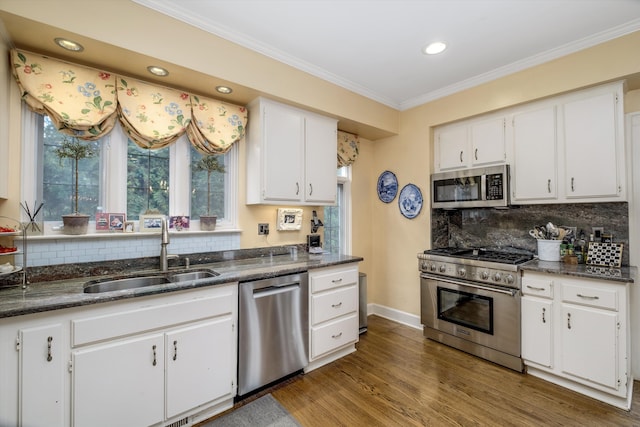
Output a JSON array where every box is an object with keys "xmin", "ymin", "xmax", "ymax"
[
  {"xmin": 398, "ymin": 184, "xmax": 423, "ymax": 219},
  {"xmin": 377, "ymin": 171, "xmax": 398, "ymax": 203}
]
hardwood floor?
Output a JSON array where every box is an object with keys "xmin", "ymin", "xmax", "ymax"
[{"xmin": 261, "ymin": 315, "xmax": 640, "ymax": 427}]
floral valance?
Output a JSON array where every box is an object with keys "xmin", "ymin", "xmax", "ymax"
[
  {"xmin": 337, "ymin": 130, "xmax": 360, "ymax": 167},
  {"xmin": 11, "ymin": 49, "xmax": 247, "ymax": 152}
]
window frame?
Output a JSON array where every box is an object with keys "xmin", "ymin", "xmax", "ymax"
[{"xmin": 21, "ymin": 106, "xmax": 238, "ymax": 232}]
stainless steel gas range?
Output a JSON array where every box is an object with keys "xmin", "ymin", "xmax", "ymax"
[{"xmin": 418, "ymin": 247, "xmax": 533, "ymax": 372}]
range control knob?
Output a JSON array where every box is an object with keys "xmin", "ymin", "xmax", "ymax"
[
  {"xmin": 458, "ymin": 268, "xmax": 466, "ymax": 277},
  {"xmin": 480, "ymin": 271, "xmax": 489, "ymax": 280},
  {"xmin": 439, "ymin": 265, "xmax": 447, "ymax": 273},
  {"xmin": 493, "ymin": 272, "xmax": 502, "ymax": 282},
  {"xmin": 505, "ymin": 274, "xmax": 515, "ymax": 285},
  {"xmin": 430, "ymin": 263, "xmax": 437, "ymax": 272}
]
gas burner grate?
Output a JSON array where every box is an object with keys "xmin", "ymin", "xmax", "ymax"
[{"xmin": 424, "ymin": 247, "xmax": 533, "ymax": 265}]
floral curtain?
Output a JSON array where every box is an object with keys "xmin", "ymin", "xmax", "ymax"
[
  {"xmin": 187, "ymin": 95, "xmax": 247, "ymax": 154},
  {"xmin": 10, "ymin": 49, "xmax": 247, "ymax": 150},
  {"xmin": 337, "ymin": 130, "xmax": 360, "ymax": 167},
  {"xmin": 11, "ymin": 50, "xmax": 118, "ymax": 140},
  {"xmin": 116, "ymin": 76, "xmax": 191, "ymax": 149}
]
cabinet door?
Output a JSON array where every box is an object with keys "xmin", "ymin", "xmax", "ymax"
[
  {"xmin": 72, "ymin": 334, "xmax": 164, "ymax": 427},
  {"xmin": 304, "ymin": 114, "xmax": 337, "ymax": 204},
  {"xmin": 561, "ymin": 304, "xmax": 618, "ymax": 389},
  {"xmin": 563, "ymin": 92, "xmax": 619, "ymax": 199},
  {"xmin": 521, "ymin": 297, "xmax": 553, "ymax": 368},
  {"xmin": 436, "ymin": 125, "xmax": 468, "ymax": 171},
  {"xmin": 262, "ymin": 102, "xmax": 305, "ymax": 202},
  {"xmin": 512, "ymin": 107, "xmax": 557, "ymax": 202},
  {"xmin": 470, "ymin": 117, "xmax": 505, "ymax": 166},
  {"xmin": 19, "ymin": 324, "xmax": 65, "ymax": 427},
  {"xmin": 165, "ymin": 317, "xmax": 235, "ymax": 419}
]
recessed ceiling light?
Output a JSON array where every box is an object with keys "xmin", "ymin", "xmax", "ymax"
[
  {"xmin": 216, "ymin": 86, "xmax": 233, "ymax": 94},
  {"xmin": 147, "ymin": 66, "xmax": 169, "ymax": 77},
  {"xmin": 54, "ymin": 37, "xmax": 84, "ymax": 52},
  {"xmin": 423, "ymin": 41, "xmax": 447, "ymax": 55}
]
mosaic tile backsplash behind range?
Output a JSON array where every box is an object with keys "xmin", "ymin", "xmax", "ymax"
[{"xmin": 431, "ymin": 202, "xmax": 630, "ymax": 266}]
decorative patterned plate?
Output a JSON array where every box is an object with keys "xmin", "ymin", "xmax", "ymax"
[
  {"xmin": 377, "ymin": 170, "xmax": 398, "ymax": 203},
  {"xmin": 398, "ymin": 184, "xmax": 423, "ymax": 219},
  {"xmin": 0, "ymin": 266, "xmax": 22, "ymax": 276}
]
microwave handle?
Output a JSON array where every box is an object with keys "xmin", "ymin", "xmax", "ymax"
[{"xmin": 481, "ymin": 173, "xmax": 487, "ymax": 201}]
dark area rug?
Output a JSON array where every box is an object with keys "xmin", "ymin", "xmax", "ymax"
[{"xmin": 200, "ymin": 394, "xmax": 301, "ymax": 427}]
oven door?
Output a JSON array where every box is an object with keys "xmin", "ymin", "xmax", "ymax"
[{"xmin": 420, "ymin": 274, "xmax": 520, "ymax": 357}]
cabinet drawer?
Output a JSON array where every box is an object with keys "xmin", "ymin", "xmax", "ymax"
[
  {"xmin": 522, "ymin": 277, "xmax": 554, "ymax": 298},
  {"xmin": 562, "ymin": 283, "xmax": 618, "ymax": 310},
  {"xmin": 311, "ymin": 285, "xmax": 357, "ymax": 325},
  {"xmin": 310, "ymin": 314, "xmax": 358, "ymax": 360},
  {"xmin": 310, "ymin": 266, "xmax": 358, "ymax": 293},
  {"xmin": 72, "ymin": 289, "xmax": 235, "ymax": 347}
]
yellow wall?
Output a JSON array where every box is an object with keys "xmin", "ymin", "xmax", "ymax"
[
  {"xmin": 368, "ymin": 30, "xmax": 640, "ymax": 317},
  {"xmin": 1, "ymin": 1, "xmax": 640, "ymax": 318}
]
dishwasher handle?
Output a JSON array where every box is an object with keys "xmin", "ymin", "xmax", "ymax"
[{"xmin": 253, "ymin": 282, "xmax": 300, "ymax": 298}]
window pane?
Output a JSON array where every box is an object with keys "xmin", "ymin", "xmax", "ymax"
[
  {"xmin": 190, "ymin": 147, "xmax": 226, "ymax": 220},
  {"xmin": 42, "ymin": 116, "xmax": 100, "ymax": 220},
  {"xmin": 127, "ymin": 141, "xmax": 169, "ymax": 220},
  {"xmin": 323, "ymin": 184, "xmax": 343, "ymax": 254}
]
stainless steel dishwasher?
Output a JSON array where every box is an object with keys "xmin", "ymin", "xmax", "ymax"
[{"xmin": 238, "ymin": 272, "xmax": 309, "ymax": 396}]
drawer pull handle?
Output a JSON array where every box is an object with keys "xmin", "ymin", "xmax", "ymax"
[
  {"xmin": 47, "ymin": 336, "xmax": 53, "ymax": 362},
  {"xmin": 152, "ymin": 344, "xmax": 157, "ymax": 366},
  {"xmin": 331, "ymin": 332, "xmax": 343, "ymax": 339},
  {"xmin": 474, "ymin": 148, "xmax": 478, "ymax": 161},
  {"xmin": 459, "ymin": 151, "xmax": 463, "ymax": 163},
  {"xmin": 571, "ymin": 177, "xmax": 575, "ymax": 192},
  {"xmin": 173, "ymin": 340, "xmax": 178, "ymax": 361},
  {"xmin": 309, "ymin": 183, "xmax": 313, "ymax": 196},
  {"xmin": 542, "ymin": 307, "xmax": 546, "ymax": 324},
  {"xmin": 526, "ymin": 285, "xmax": 545, "ymax": 291},
  {"xmin": 331, "ymin": 278, "xmax": 343, "ymax": 284},
  {"xmin": 567, "ymin": 313, "xmax": 571, "ymax": 330},
  {"xmin": 331, "ymin": 302, "xmax": 343, "ymax": 308},
  {"xmin": 547, "ymin": 179, "xmax": 551, "ymax": 193},
  {"xmin": 576, "ymin": 293, "xmax": 599, "ymax": 300},
  {"xmin": 295, "ymin": 182, "xmax": 300, "ymax": 195}
]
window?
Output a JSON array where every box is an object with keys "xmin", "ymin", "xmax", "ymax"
[
  {"xmin": 26, "ymin": 108, "xmax": 237, "ymax": 230},
  {"xmin": 323, "ymin": 167, "xmax": 351, "ymax": 254},
  {"xmin": 40, "ymin": 115, "xmax": 102, "ymax": 220},
  {"xmin": 126, "ymin": 141, "xmax": 170, "ymax": 220}
]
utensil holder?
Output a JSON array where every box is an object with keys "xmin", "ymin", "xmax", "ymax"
[{"xmin": 537, "ymin": 239, "xmax": 561, "ymax": 262}]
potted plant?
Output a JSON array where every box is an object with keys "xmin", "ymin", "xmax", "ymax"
[
  {"xmin": 192, "ymin": 155, "xmax": 226, "ymax": 231},
  {"xmin": 54, "ymin": 137, "xmax": 97, "ymax": 235}
]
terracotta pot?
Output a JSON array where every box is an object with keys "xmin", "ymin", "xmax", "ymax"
[
  {"xmin": 200, "ymin": 215, "xmax": 217, "ymax": 231},
  {"xmin": 62, "ymin": 214, "xmax": 90, "ymax": 235}
]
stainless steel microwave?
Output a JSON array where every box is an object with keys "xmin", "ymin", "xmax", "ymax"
[{"xmin": 431, "ymin": 165, "xmax": 509, "ymax": 209}]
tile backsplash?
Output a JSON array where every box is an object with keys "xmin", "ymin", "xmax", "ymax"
[{"xmin": 431, "ymin": 202, "xmax": 629, "ymax": 266}]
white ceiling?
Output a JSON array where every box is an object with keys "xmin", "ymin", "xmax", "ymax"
[{"xmin": 133, "ymin": 0, "xmax": 640, "ymax": 110}]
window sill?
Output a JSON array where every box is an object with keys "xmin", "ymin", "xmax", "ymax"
[{"xmin": 16, "ymin": 228, "xmax": 242, "ymax": 241}]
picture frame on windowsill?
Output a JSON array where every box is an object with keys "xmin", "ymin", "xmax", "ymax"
[{"xmin": 139, "ymin": 215, "xmax": 164, "ymax": 232}]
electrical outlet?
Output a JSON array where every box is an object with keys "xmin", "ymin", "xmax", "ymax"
[{"xmin": 258, "ymin": 223, "xmax": 269, "ymax": 235}]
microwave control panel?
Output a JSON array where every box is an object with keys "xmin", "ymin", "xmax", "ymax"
[{"xmin": 486, "ymin": 173, "xmax": 504, "ymax": 200}]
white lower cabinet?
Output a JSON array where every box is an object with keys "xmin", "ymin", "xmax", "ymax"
[
  {"xmin": 72, "ymin": 333, "xmax": 165, "ymax": 427},
  {"xmin": 0, "ymin": 283, "xmax": 238, "ymax": 427},
  {"xmin": 19, "ymin": 323, "xmax": 66, "ymax": 427},
  {"xmin": 306, "ymin": 264, "xmax": 360, "ymax": 372},
  {"xmin": 521, "ymin": 272, "xmax": 631, "ymax": 409}
]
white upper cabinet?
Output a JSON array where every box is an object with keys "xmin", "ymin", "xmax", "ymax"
[
  {"xmin": 435, "ymin": 116, "xmax": 506, "ymax": 172},
  {"xmin": 510, "ymin": 81, "xmax": 626, "ymax": 204},
  {"xmin": 511, "ymin": 106, "xmax": 558, "ymax": 202},
  {"xmin": 562, "ymin": 91, "xmax": 621, "ymax": 199},
  {"xmin": 246, "ymin": 97, "xmax": 338, "ymax": 205}
]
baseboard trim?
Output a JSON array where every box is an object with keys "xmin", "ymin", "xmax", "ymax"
[{"xmin": 367, "ymin": 303, "xmax": 422, "ymax": 330}]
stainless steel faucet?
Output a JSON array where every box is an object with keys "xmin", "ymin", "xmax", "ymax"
[{"xmin": 160, "ymin": 217, "xmax": 176, "ymax": 272}]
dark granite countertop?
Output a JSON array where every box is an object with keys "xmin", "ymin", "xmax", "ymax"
[
  {"xmin": 0, "ymin": 253, "xmax": 363, "ymax": 319},
  {"xmin": 520, "ymin": 259, "xmax": 636, "ymax": 283}
]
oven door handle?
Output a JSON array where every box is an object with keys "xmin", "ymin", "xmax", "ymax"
[{"xmin": 420, "ymin": 274, "xmax": 518, "ymax": 297}]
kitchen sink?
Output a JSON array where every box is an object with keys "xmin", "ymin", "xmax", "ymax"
[
  {"xmin": 83, "ymin": 269, "xmax": 219, "ymax": 293},
  {"xmin": 169, "ymin": 270, "xmax": 218, "ymax": 282},
  {"xmin": 83, "ymin": 275, "xmax": 171, "ymax": 293}
]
